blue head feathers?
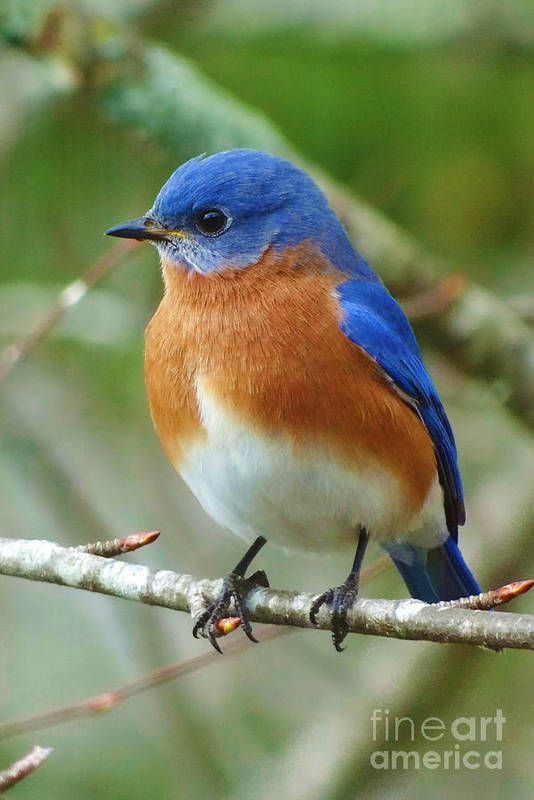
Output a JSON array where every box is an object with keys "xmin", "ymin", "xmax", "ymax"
[{"xmin": 109, "ymin": 150, "xmax": 376, "ymax": 278}]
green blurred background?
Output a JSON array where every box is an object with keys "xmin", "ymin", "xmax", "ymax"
[{"xmin": 1, "ymin": 1, "xmax": 533, "ymax": 798}]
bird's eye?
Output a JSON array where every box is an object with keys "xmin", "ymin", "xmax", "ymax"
[{"xmin": 194, "ymin": 208, "xmax": 229, "ymax": 237}]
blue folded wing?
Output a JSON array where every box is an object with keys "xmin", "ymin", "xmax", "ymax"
[{"xmin": 337, "ymin": 279, "xmax": 465, "ymax": 539}]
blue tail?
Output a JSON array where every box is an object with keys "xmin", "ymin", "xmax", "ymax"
[{"xmin": 383, "ymin": 537, "xmax": 481, "ymax": 603}]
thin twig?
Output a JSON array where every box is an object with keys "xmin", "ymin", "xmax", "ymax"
[
  {"xmin": 0, "ymin": 627, "xmax": 287, "ymax": 741},
  {"xmin": 0, "ymin": 538, "xmax": 532, "ymax": 651},
  {"xmin": 0, "ymin": 746, "xmax": 53, "ymax": 794},
  {"xmin": 437, "ymin": 579, "xmax": 534, "ymax": 610},
  {"xmin": 0, "ymin": 240, "xmax": 136, "ymax": 386},
  {"xmin": 76, "ymin": 530, "xmax": 160, "ymax": 557}
]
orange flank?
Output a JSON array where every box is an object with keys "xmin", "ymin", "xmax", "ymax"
[{"xmin": 144, "ymin": 243, "xmax": 437, "ymax": 518}]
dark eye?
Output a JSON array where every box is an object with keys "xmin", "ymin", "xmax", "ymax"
[{"xmin": 194, "ymin": 208, "xmax": 230, "ymax": 237}]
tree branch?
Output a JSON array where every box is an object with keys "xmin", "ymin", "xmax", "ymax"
[{"xmin": 1, "ymin": 538, "xmax": 532, "ymax": 651}]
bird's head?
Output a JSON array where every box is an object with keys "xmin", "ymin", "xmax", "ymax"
[{"xmin": 106, "ymin": 149, "xmax": 372, "ymax": 278}]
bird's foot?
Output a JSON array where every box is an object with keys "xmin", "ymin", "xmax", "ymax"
[
  {"xmin": 193, "ymin": 569, "xmax": 269, "ymax": 653},
  {"xmin": 310, "ymin": 574, "xmax": 359, "ymax": 652}
]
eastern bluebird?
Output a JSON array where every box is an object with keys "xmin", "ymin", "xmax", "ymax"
[{"xmin": 107, "ymin": 149, "xmax": 480, "ymax": 651}]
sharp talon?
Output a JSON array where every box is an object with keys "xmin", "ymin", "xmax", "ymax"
[
  {"xmin": 191, "ymin": 560, "xmax": 268, "ymax": 650},
  {"xmin": 192, "ymin": 614, "xmax": 207, "ymax": 639},
  {"xmin": 234, "ymin": 591, "xmax": 259, "ymax": 643},
  {"xmin": 208, "ymin": 630, "xmax": 223, "ymax": 654},
  {"xmin": 243, "ymin": 627, "xmax": 259, "ymax": 644},
  {"xmin": 311, "ymin": 582, "xmax": 358, "ymax": 652}
]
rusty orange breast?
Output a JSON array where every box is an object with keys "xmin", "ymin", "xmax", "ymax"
[{"xmin": 144, "ymin": 244, "xmax": 437, "ymax": 516}]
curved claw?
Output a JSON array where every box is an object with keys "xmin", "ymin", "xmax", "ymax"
[
  {"xmin": 192, "ymin": 614, "xmax": 208, "ymax": 640},
  {"xmin": 233, "ymin": 587, "xmax": 258, "ymax": 643},
  {"xmin": 208, "ymin": 629, "xmax": 223, "ymax": 655},
  {"xmin": 309, "ymin": 582, "xmax": 358, "ymax": 652},
  {"xmin": 242, "ymin": 624, "xmax": 259, "ymax": 644},
  {"xmin": 192, "ymin": 569, "xmax": 268, "ymax": 653}
]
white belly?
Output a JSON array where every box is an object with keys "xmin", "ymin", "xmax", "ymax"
[{"xmin": 177, "ymin": 381, "xmax": 445, "ymax": 552}]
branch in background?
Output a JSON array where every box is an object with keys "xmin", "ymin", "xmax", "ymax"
[
  {"xmin": 0, "ymin": 240, "xmax": 135, "ymax": 386},
  {"xmin": 0, "ymin": 746, "xmax": 53, "ymax": 794},
  {"xmin": 0, "ymin": 538, "xmax": 533, "ymax": 651},
  {"xmin": 0, "ymin": 627, "xmax": 287, "ymax": 741},
  {"xmin": 399, "ymin": 274, "xmax": 468, "ymax": 321}
]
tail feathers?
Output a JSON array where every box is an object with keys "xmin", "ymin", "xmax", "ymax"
[{"xmin": 383, "ymin": 537, "xmax": 481, "ymax": 604}]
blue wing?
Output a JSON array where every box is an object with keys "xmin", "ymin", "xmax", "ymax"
[{"xmin": 337, "ymin": 279, "xmax": 465, "ymax": 539}]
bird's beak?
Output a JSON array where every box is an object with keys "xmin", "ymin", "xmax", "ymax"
[{"xmin": 105, "ymin": 217, "xmax": 171, "ymax": 242}]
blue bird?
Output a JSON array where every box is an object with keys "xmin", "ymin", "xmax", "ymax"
[{"xmin": 107, "ymin": 149, "xmax": 480, "ymax": 651}]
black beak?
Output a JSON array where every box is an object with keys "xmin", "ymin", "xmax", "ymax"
[{"xmin": 105, "ymin": 217, "xmax": 167, "ymax": 242}]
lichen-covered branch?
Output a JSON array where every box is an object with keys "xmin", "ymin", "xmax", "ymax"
[{"xmin": 1, "ymin": 538, "xmax": 532, "ymax": 651}]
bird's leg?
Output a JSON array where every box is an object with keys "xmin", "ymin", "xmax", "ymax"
[
  {"xmin": 192, "ymin": 536, "xmax": 269, "ymax": 653},
  {"xmin": 310, "ymin": 527, "xmax": 370, "ymax": 652}
]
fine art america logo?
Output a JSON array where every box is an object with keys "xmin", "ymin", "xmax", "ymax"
[{"xmin": 370, "ymin": 709, "xmax": 506, "ymax": 770}]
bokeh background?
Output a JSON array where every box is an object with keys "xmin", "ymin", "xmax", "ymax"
[{"xmin": 1, "ymin": 1, "xmax": 533, "ymax": 798}]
